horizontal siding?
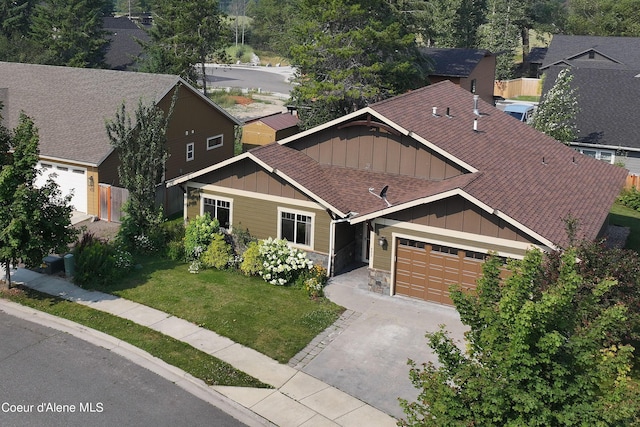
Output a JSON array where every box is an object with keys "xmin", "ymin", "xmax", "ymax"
[{"xmin": 186, "ymin": 187, "xmax": 331, "ymax": 254}]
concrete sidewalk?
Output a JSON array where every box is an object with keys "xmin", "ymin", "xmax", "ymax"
[{"xmin": 2, "ymin": 268, "xmax": 396, "ymax": 427}]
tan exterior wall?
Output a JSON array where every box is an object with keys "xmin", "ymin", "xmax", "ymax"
[
  {"xmin": 186, "ymin": 186, "xmax": 332, "ymax": 254},
  {"xmin": 292, "ymin": 125, "xmax": 466, "ymax": 180},
  {"xmin": 241, "ymin": 122, "xmax": 276, "ymax": 147},
  {"xmin": 159, "ymin": 85, "xmax": 236, "ymax": 181},
  {"xmin": 86, "ymin": 166, "xmax": 99, "ymax": 216}
]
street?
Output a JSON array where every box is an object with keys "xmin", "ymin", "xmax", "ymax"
[
  {"xmin": 0, "ymin": 311, "xmax": 248, "ymax": 427},
  {"xmin": 204, "ymin": 65, "xmax": 295, "ymax": 97}
]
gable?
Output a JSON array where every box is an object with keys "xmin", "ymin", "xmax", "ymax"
[
  {"xmin": 190, "ymin": 157, "xmax": 313, "ymax": 202},
  {"xmin": 289, "ymin": 121, "xmax": 467, "ymax": 180},
  {"xmin": 385, "ymin": 195, "xmax": 537, "ymax": 244}
]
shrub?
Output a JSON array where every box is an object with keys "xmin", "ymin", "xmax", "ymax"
[
  {"xmin": 618, "ymin": 187, "xmax": 640, "ymax": 211},
  {"xmin": 239, "ymin": 241, "xmax": 262, "ymax": 276},
  {"xmin": 184, "ymin": 213, "xmax": 220, "ymax": 260},
  {"xmin": 201, "ymin": 234, "xmax": 234, "ymax": 270},
  {"xmin": 166, "ymin": 238, "xmax": 185, "ymax": 261},
  {"xmin": 258, "ymin": 238, "xmax": 313, "ymax": 286},
  {"xmin": 74, "ymin": 240, "xmax": 116, "ymax": 288}
]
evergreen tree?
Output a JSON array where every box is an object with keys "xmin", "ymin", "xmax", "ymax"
[
  {"xmin": 0, "ymin": 0, "xmax": 36, "ymax": 38},
  {"xmin": 288, "ymin": 0, "xmax": 429, "ymax": 129},
  {"xmin": 530, "ymin": 68, "xmax": 579, "ymax": 144},
  {"xmin": 0, "ymin": 112, "xmax": 76, "ymax": 287},
  {"xmin": 140, "ymin": 0, "xmax": 229, "ymax": 94},
  {"xmin": 399, "ymin": 249, "xmax": 640, "ymax": 426},
  {"xmin": 29, "ymin": 0, "xmax": 111, "ymax": 67},
  {"xmin": 427, "ymin": 0, "xmax": 487, "ymax": 48},
  {"xmin": 479, "ymin": 0, "xmax": 526, "ymax": 80}
]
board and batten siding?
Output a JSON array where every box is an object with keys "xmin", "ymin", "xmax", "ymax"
[
  {"xmin": 192, "ymin": 157, "xmax": 314, "ymax": 202},
  {"xmin": 292, "ymin": 124, "xmax": 466, "ymax": 180},
  {"xmin": 388, "ymin": 195, "xmax": 536, "ymax": 244},
  {"xmin": 186, "ymin": 187, "xmax": 332, "ymax": 254}
]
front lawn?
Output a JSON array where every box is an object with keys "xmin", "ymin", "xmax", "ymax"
[
  {"xmin": 609, "ymin": 202, "xmax": 640, "ymax": 252},
  {"xmin": 90, "ymin": 256, "xmax": 345, "ymax": 363},
  {"xmin": 2, "ymin": 287, "xmax": 268, "ymax": 388}
]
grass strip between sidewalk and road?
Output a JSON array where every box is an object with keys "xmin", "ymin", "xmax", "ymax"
[{"xmin": 1, "ymin": 286, "xmax": 270, "ymax": 389}]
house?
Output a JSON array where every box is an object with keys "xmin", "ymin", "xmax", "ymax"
[
  {"xmin": 103, "ymin": 16, "xmax": 150, "ymax": 71},
  {"xmin": 420, "ymin": 47, "xmax": 496, "ymax": 105},
  {"xmin": 0, "ymin": 61, "xmax": 240, "ymax": 219},
  {"xmin": 540, "ymin": 35, "xmax": 640, "ymax": 174},
  {"xmin": 167, "ymin": 81, "xmax": 626, "ymax": 306},
  {"xmin": 523, "ymin": 47, "xmax": 547, "ymax": 78},
  {"xmin": 241, "ymin": 112, "xmax": 300, "ymax": 151}
]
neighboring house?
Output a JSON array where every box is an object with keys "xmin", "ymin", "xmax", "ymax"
[
  {"xmin": 168, "ymin": 81, "xmax": 625, "ymax": 306},
  {"xmin": 421, "ymin": 47, "xmax": 496, "ymax": 104},
  {"xmin": 241, "ymin": 112, "xmax": 300, "ymax": 151},
  {"xmin": 0, "ymin": 61, "xmax": 240, "ymax": 219},
  {"xmin": 540, "ymin": 35, "xmax": 640, "ymax": 173},
  {"xmin": 524, "ymin": 47, "xmax": 547, "ymax": 78},
  {"xmin": 103, "ymin": 16, "xmax": 150, "ymax": 71}
]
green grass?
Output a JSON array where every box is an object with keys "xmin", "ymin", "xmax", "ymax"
[
  {"xmin": 609, "ymin": 202, "xmax": 640, "ymax": 252},
  {"xmin": 85, "ymin": 256, "xmax": 345, "ymax": 363},
  {"xmin": 2, "ymin": 287, "xmax": 269, "ymax": 388},
  {"xmin": 511, "ymin": 95, "xmax": 540, "ymax": 102}
]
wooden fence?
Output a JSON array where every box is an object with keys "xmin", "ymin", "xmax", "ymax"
[
  {"xmin": 625, "ymin": 175, "xmax": 640, "ymax": 191},
  {"xmin": 494, "ymin": 78, "xmax": 542, "ymax": 99}
]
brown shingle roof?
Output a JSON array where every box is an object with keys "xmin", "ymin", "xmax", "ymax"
[
  {"xmin": 370, "ymin": 81, "xmax": 627, "ymax": 247},
  {"xmin": 253, "ymin": 113, "xmax": 299, "ymax": 131},
  {"xmin": 252, "ymin": 143, "xmax": 481, "ymax": 218},
  {"xmin": 0, "ymin": 62, "xmax": 180, "ymax": 165}
]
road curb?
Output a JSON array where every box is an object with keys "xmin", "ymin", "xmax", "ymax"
[{"xmin": 0, "ymin": 299, "xmax": 274, "ymax": 427}]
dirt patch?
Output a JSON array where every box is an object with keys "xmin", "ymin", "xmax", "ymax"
[
  {"xmin": 230, "ymin": 95, "xmax": 254, "ymax": 106},
  {"xmin": 73, "ymin": 218, "xmax": 121, "ymax": 242},
  {"xmin": 224, "ymin": 93, "xmax": 289, "ymax": 121}
]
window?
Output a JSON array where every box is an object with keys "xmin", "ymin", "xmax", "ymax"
[
  {"xmin": 202, "ymin": 197, "xmax": 231, "ymax": 229},
  {"xmin": 577, "ymin": 148, "xmax": 614, "ymax": 164},
  {"xmin": 588, "ymin": 50, "xmax": 595, "ymax": 59},
  {"xmin": 279, "ymin": 208, "xmax": 313, "ymax": 248},
  {"xmin": 186, "ymin": 142, "xmax": 194, "ymax": 161},
  {"xmin": 207, "ymin": 134, "xmax": 223, "ymax": 150}
]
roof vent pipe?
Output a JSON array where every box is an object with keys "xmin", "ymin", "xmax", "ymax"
[
  {"xmin": 473, "ymin": 118, "xmax": 478, "ymax": 132},
  {"xmin": 446, "ymin": 107, "xmax": 451, "ymax": 118},
  {"xmin": 432, "ymin": 106, "xmax": 438, "ymax": 117},
  {"xmin": 473, "ymin": 95, "xmax": 480, "ymax": 115}
]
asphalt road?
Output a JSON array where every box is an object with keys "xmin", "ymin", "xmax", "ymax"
[
  {"xmin": 204, "ymin": 65, "xmax": 294, "ymax": 96},
  {"xmin": 0, "ymin": 311, "xmax": 247, "ymax": 427}
]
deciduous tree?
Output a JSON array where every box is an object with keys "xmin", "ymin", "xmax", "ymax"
[
  {"xmin": 530, "ymin": 68, "xmax": 579, "ymax": 144},
  {"xmin": 399, "ymin": 249, "xmax": 640, "ymax": 426},
  {"xmin": 0, "ymin": 112, "xmax": 76, "ymax": 288},
  {"xmin": 105, "ymin": 94, "xmax": 175, "ymax": 250}
]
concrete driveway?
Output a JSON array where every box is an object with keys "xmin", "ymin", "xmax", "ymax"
[{"xmin": 299, "ymin": 266, "xmax": 468, "ymax": 420}]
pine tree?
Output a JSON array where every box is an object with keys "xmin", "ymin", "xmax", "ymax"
[{"xmin": 530, "ymin": 68, "xmax": 579, "ymax": 144}]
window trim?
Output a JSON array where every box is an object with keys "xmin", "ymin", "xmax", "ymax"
[
  {"xmin": 200, "ymin": 194, "xmax": 233, "ymax": 230},
  {"xmin": 207, "ymin": 134, "xmax": 224, "ymax": 150},
  {"xmin": 186, "ymin": 142, "xmax": 194, "ymax": 161},
  {"xmin": 576, "ymin": 147, "xmax": 614, "ymax": 164},
  {"xmin": 277, "ymin": 207, "xmax": 315, "ymax": 250}
]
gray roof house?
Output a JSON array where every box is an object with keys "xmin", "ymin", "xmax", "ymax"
[
  {"xmin": 103, "ymin": 16, "xmax": 150, "ymax": 71},
  {"xmin": 0, "ymin": 61, "xmax": 240, "ymax": 218},
  {"xmin": 540, "ymin": 35, "xmax": 640, "ymax": 174},
  {"xmin": 420, "ymin": 48, "xmax": 496, "ymax": 105}
]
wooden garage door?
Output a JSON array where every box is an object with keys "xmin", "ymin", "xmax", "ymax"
[{"xmin": 395, "ymin": 238, "xmax": 485, "ymax": 305}]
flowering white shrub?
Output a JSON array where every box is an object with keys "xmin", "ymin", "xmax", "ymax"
[
  {"xmin": 184, "ymin": 214, "xmax": 220, "ymax": 260},
  {"xmin": 113, "ymin": 246, "xmax": 134, "ymax": 270},
  {"xmin": 188, "ymin": 259, "xmax": 202, "ymax": 274},
  {"xmin": 258, "ymin": 238, "xmax": 313, "ymax": 285}
]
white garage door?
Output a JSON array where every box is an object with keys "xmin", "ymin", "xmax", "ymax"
[{"xmin": 36, "ymin": 162, "xmax": 88, "ymax": 213}]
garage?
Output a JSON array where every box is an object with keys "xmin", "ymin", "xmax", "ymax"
[
  {"xmin": 36, "ymin": 162, "xmax": 88, "ymax": 213},
  {"xmin": 394, "ymin": 238, "xmax": 486, "ymax": 305}
]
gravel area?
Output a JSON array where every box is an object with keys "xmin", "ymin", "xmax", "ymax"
[{"xmin": 73, "ymin": 218, "xmax": 120, "ymax": 241}]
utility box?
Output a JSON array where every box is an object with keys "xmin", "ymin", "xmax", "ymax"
[
  {"xmin": 42, "ymin": 255, "xmax": 64, "ymax": 275},
  {"xmin": 63, "ymin": 253, "xmax": 74, "ymax": 277}
]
